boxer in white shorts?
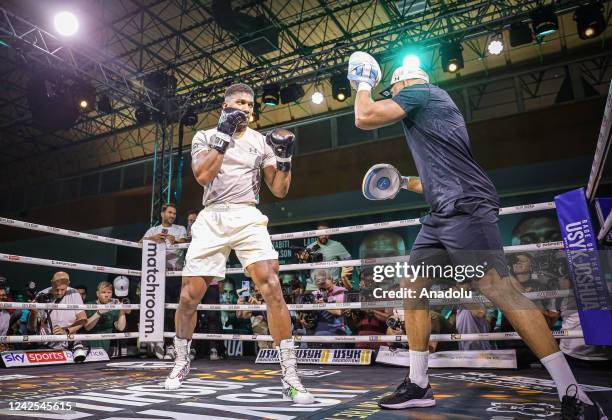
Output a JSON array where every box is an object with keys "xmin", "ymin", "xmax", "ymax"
[{"xmin": 164, "ymin": 83, "xmax": 314, "ymax": 404}]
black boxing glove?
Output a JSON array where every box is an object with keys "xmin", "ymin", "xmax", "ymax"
[
  {"xmin": 266, "ymin": 128, "xmax": 295, "ymax": 172},
  {"xmin": 212, "ymin": 107, "xmax": 248, "ymax": 154}
]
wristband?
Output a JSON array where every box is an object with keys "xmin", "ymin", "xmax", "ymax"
[{"xmin": 357, "ymin": 82, "xmax": 372, "ymax": 92}]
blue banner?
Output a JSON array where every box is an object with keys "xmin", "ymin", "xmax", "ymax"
[{"xmin": 555, "ymin": 188, "xmax": 612, "ymax": 345}]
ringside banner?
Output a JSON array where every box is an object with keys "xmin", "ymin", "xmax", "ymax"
[
  {"xmin": 139, "ymin": 240, "xmax": 166, "ymax": 342},
  {"xmin": 554, "ymin": 188, "xmax": 612, "ymax": 345}
]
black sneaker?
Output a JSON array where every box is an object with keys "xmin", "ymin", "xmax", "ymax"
[
  {"xmin": 561, "ymin": 384, "xmax": 608, "ymax": 420},
  {"xmin": 378, "ymin": 378, "xmax": 435, "ymax": 410}
]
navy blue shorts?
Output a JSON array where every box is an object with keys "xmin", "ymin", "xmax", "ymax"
[{"xmin": 409, "ymin": 199, "xmax": 509, "ymax": 280}]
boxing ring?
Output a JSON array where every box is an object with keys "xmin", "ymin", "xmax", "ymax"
[{"xmin": 0, "ymin": 90, "xmax": 610, "ymax": 419}]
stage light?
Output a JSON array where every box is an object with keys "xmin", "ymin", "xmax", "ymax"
[
  {"xmin": 71, "ymin": 82, "xmax": 96, "ymax": 113},
  {"xmin": 330, "ymin": 74, "xmax": 350, "ymax": 102},
  {"xmin": 574, "ymin": 3, "xmax": 606, "ymax": 40},
  {"xmin": 440, "ymin": 42, "xmax": 463, "ymax": 73},
  {"xmin": 181, "ymin": 109, "xmax": 198, "ymax": 126},
  {"xmin": 531, "ymin": 6, "xmax": 558, "ymax": 38},
  {"xmin": 79, "ymin": 100, "xmax": 88, "ymax": 108},
  {"xmin": 54, "ymin": 11, "xmax": 79, "ymax": 36},
  {"xmin": 403, "ymin": 55, "xmax": 421, "ymax": 70},
  {"xmin": 509, "ymin": 22, "xmax": 533, "ymax": 47},
  {"xmin": 311, "ymin": 90, "xmax": 324, "ymax": 104},
  {"xmin": 135, "ymin": 106, "xmax": 151, "ymax": 124},
  {"xmin": 487, "ymin": 34, "xmax": 504, "ymax": 55},
  {"xmin": 97, "ymin": 95, "xmax": 113, "ymax": 114},
  {"xmin": 262, "ymin": 83, "xmax": 280, "ymax": 106},
  {"xmin": 280, "ymin": 83, "xmax": 305, "ymax": 104}
]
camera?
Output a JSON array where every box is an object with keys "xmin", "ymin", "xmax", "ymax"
[
  {"xmin": 291, "ymin": 245, "xmax": 324, "ymax": 263},
  {"xmin": 35, "ymin": 292, "xmax": 55, "ymax": 303},
  {"xmin": 386, "ymin": 316, "xmax": 405, "ymax": 331},
  {"xmin": 72, "ymin": 342, "xmax": 87, "ymax": 363},
  {"xmin": 122, "ymin": 298, "xmax": 130, "ymax": 305},
  {"xmin": 316, "ymin": 289, "xmax": 328, "ymax": 302}
]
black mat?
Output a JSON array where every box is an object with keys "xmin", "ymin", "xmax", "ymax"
[{"xmin": 0, "ymin": 358, "xmax": 610, "ymax": 419}]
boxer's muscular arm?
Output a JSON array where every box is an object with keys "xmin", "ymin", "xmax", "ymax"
[
  {"xmin": 263, "ymin": 165, "xmax": 291, "ymax": 198},
  {"xmin": 192, "ymin": 150, "xmax": 224, "ymax": 186},
  {"xmin": 354, "ymin": 91, "xmax": 406, "ymax": 130}
]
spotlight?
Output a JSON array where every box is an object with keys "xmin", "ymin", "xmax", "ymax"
[
  {"xmin": 71, "ymin": 82, "xmax": 96, "ymax": 113},
  {"xmin": 509, "ymin": 22, "xmax": 533, "ymax": 47},
  {"xmin": 487, "ymin": 34, "xmax": 504, "ymax": 55},
  {"xmin": 311, "ymin": 90, "xmax": 324, "ymax": 104},
  {"xmin": 574, "ymin": 4, "xmax": 606, "ymax": 40},
  {"xmin": 53, "ymin": 11, "xmax": 79, "ymax": 36},
  {"xmin": 135, "ymin": 106, "xmax": 151, "ymax": 124},
  {"xmin": 249, "ymin": 101, "xmax": 260, "ymax": 123},
  {"xmin": 531, "ymin": 6, "xmax": 558, "ymax": 38},
  {"xmin": 97, "ymin": 95, "xmax": 113, "ymax": 114},
  {"xmin": 330, "ymin": 74, "xmax": 350, "ymax": 102},
  {"xmin": 403, "ymin": 55, "xmax": 421, "ymax": 70},
  {"xmin": 181, "ymin": 109, "xmax": 198, "ymax": 126},
  {"xmin": 262, "ymin": 83, "xmax": 280, "ymax": 106},
  {"xmin": 280, "ymin": 83, "xmax": 305, "ymax": 104},
  {"xmin": 440, "ymin": 42, "xmax": 463, "ymax": 73}
]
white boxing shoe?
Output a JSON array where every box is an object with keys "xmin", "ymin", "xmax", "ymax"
[
  {"xmin": 164, "ymin": 337, "xmax": 191, "ymax": 390},
  {"xmin": 278, "ymin": 338, "xmax": 315, "ymax": 404}
]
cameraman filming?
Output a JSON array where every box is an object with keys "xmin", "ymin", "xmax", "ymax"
[
  {"xmin": 296, "ymin": 221, "xmax": 352, "ymax": 289},
  {"xmin": 236, "ymin": 285, "xmax": 273, "ymax": 350},
  {"xmin": 27, "ymin": 272, "xmax": 88, "ymax": 360}
]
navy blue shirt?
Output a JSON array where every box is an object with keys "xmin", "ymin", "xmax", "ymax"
[{"xmin": 391, "ymin": 84, "xmax": 499, "ymax": 213}]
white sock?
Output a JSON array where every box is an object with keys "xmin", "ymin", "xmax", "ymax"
[
  {"xmin": 541, "ymin": 351, "xmax": 592, "ymax": 404},
  {"xmin": 408, "ymin": 350, "xmax": 429, "ymax": 388}
]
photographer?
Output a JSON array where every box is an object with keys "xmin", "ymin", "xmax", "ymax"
[
  {"xmin": 84, "ymin": 281, "xmax": 127, "ymax": 353},
  {"xmin": 27, "ymin": 272, "xmax": 88, "ymax": 360},
  {"xmin": 311, "ymin": 269, "xmax": 347, "ymax": 347},
  {"xmin": 297, "ymin": 221, "xmax": 352, "ymax": 289},
  {"xmin": 236, "ymin": 286, "xmax": 273, "ymax": 350}
]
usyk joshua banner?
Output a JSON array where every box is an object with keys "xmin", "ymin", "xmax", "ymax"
[
  {"xmin": 554, "ymin": 188, "xmax": 612, "ymax": 345},
  {"xmin": 139, "ymin": 240, "xmax": 166, "ymax": 343},
  {"xmin": 255, "ymin": 348, "xmax": 372, "ymax": 365}
]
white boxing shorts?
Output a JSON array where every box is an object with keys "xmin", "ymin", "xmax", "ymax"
[{"xmin": 182, "ymin": 203, "xmax": 278, "ymax": 279}]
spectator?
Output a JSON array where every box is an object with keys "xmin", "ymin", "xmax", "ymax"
[
  {"xmin": 84, "ymin": 281, "xmax": 127, "ymax": 353},
  {"xmin": 141, "ymin": 203, "xmax": 188, "ymax": 358},
  {"xmin": 186, "ymin": 210, "xmax": 198, "ymax": 241},
  {"xmin": 200, "ymin": 278, "xmax": 226, "ymax": 361},
  {"xmin": 236, "ymin": 286, "xmax": 273, "ymax": 351},
  {"xmin": 0, "ymin": 287, "xmax": 9, "ymax": 335},
  {"xmin": 27, "ymin": 272, "xmax": 87, "ymax": 358},
  {"xmin": 297, "ymin": 221, "xmax": 352, "ymax": 286},
  {"xmin": 497, "ymin": 253, "xmax": 559, "ymax": 366},
  {"xmin": 74, "ymin": 285, "xmax": 88, "ymax": 303},
  {"xmin": 141, "ymin": 203, "xmax": 188, "ymax": 270},
  {"xmin": 456, "ymin": 304, "xmax": 493, "ymax": 350},
  {"xmin": 311, "ymin": 269, "xmax": 347, "ymax": 346},
  {"xmin": 348, "ymin": 308, "xmax": 389, "ymax": 351}
]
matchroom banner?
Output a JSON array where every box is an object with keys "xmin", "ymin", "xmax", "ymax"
[
  {"xmin": 554, "ymin": 188, "xmax": 612, "ymax": 345},
  {"xmin": 139, "ymin": 240, "xmax": 166, "ymax": 343}
]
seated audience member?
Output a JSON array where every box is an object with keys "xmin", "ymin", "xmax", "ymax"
[
  {"xmin": 236, "ymin": 286, "xmax": 273, "ymax": 350},
  {"xmin": 74, "ymin": 285, "xmax": 88, "ymax": 303},
  {"xmin": 498, "ymin": 253, "xmax": 558, "ymax": 366},
  {"xmin": 312, "ymin": 269, "xmax": 347, "ymax": 346},
  {"xmin": 0, "ymin": 287, "xmax": 10, "ymax": 351},
  {"xmin": 27, "ymin": 272, "xmax": 88, "ymax": 360},
  {"xmin": 84, "ymin": 281, "xmax": 127, "ymax": 353}
]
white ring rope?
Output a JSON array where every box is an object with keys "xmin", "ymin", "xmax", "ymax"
[
  {"xmin": 0, "ymin": 289, "xmax": 571, "ymax": 312},
  {"xmin": 167, "ymin": 202, "xmax": 557, "ymax": 249},
  {"xmin": 161, "ymin": 330, "xmax": 583, "ymax": 343},
  {"xmin": 0, "ymin": 329, "xmax": 582, "ymax": 344},
  {"xmin": 0, "ymin": 332, "xmax": 139, "ymax": 344},
  {"xmin": 597, "ymin": 211, "xmax": 612, "ymax": 241},
  {"xmin": 0, "ymin": 217, "xmax": 140, "ymax": 248},
  {"xmin": 587, "ymin": 80, "xmax": 612, "ymax": 202},
  {"xmin": 0, "ymin": 253, "xmax": 140, "ymax": 276}
]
